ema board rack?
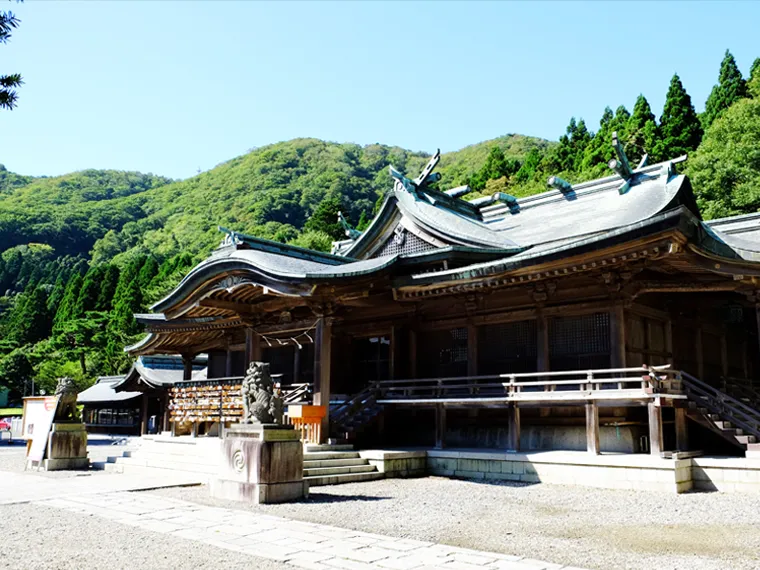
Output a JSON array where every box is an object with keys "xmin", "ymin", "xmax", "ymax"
[{"xmin": 169, "ymin": 380, "xmax": 243, "ymax": 423}]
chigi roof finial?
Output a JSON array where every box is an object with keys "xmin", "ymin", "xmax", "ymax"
[
  {"xmin": 337, "ymin": 211, "xmax": 361, "ymax": 240},
  {"xmin": 608, "ymin": 131, "xmax": 634, "ymax": 195},
  {"xmin": 389, "ymin": 149, "xmax": 442, "ymax": 198}
]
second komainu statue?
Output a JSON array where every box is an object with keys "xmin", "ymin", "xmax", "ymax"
[{"xmin": 241, "ymin": 362, "xmax": 284, "ymax": 425}]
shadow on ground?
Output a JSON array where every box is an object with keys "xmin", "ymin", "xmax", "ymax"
[{"xmin": 303, "ymin": 493, "xmax": 390, "ymax": 503}]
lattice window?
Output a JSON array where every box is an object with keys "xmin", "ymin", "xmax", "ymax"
[
  {"xmin": 478, "ymin": 320, "xmax": 537, "ymax": 374},
  {"xmin": 549, "ymin": 312, "xmax": 610, "ymax": 371},
  {"xmin": 373, "ymin": 228, "xmax": 437, "ymax": 258},
  {"xmin": 419, "ymin": 327, "xmax": 469, "ymax": 378}
]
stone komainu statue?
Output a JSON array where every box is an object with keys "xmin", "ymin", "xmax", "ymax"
[
  {"xmin": 241, "ymin": 362, "xmax": 284, "ymax": 425},
  {"xmin": 54, "ymin": 377, "xmax": 80, "ymax": 422}
]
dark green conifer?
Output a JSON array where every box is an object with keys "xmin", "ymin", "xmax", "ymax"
[
  {"xmin": 96, "ymin": 264, "xmax": 120, "ymax": 311},
  {"xmin": 655, "ymin": 74, "xmax": 702, "ymax": 160},
  {"xmin": 748, "ymin": 57, "xmax": 760, "ymax": 99},
  {"xmin": 8, "ymin": 286, "xmax": 50, "ymax": 346},
  {"xmin": 53, "ymin": 272, "xmax": 83, "ymax": 332},
  {"xmin": 46, "ymin": 273, "xmax": 67, "ymax": 313},
  {"xmin": 626, "ymin": 95, "xmax": 659, "ymax": 164},
  {"xmin": 304, "ymin": 196, "xmax": 345, "ymax": 241},
  {"xmin": 137, "ymin": 257, "xmax": 159, "ymax": 290},
  {"xmin": 74, "ymin": 266, "xmax": 105, "ymax": 318},
  {"xmin": 703, "ymin": 50, "xmax": 748, "ymax": 129}
]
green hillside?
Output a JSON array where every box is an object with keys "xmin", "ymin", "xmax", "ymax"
[{"xmin": 0, "ymin": 49, "xmax": 759, "ymax": 400}]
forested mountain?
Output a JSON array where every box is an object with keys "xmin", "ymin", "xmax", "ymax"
[{"xmin": 1, "ymin": 50, "xmax": 760, "ymax": 401}]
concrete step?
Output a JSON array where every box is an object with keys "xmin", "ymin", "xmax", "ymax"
[
  {"xmin": 713, "ymin": 420, "xmax": 733, "ymax": 429},
  {"xmin": 304, "ymin": 470, "xmax": 384, "ymax": 487},
  {"xmin": 111, "ymin": 456, "xmax": 218, "ymax": 474},
  {"xmin": 104, "ymin": 462, "xmax": 208, "ymax": 482},
  {"xmin": 304, "ymin": 444, "xmax": 354, "ymax": 452},
  {"xmin": 304, "ymin": 464, "xmax": 377, "ymax": 477},
  {"xmin": 303, "ymin": 451, "xmax": 360, "ymax": 461},
  {"xmin": 133, "ymin": 451, "xmax": 218, "ymax": 466},
  {"xmin": 304, "ymin": 458, "xmax": 369, "ymax": 469},
  {"xmin": 735, "ymin": 435, "xmax": 757, "ymax": 445}
]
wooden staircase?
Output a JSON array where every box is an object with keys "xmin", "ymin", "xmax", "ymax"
[
  {"xmin": 330, "ymin": 385, "xmax": 383, "ymax": 442},
  {"xmin": 681, "ymin": 371, "xmax": 760, "ymax": 456},
  {"xmin": 302, "ymin": 444, "xmax": 383, "ymax": 487}
]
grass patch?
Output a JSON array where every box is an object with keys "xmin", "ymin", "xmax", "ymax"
[{"xmin": 0, "ymin": 408, "xmax": 23, "ymax": 416}]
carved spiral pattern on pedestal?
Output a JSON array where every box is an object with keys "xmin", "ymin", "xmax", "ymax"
[{"xmin": 232, "ymin": 449, "xmax": 245, "ymax": 472}]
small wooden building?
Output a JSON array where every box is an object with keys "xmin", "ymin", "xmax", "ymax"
[
  {"xmin": 127, "ymin": 147, "xmax": 760, "ymax": 457},
  {"xmin": 79, "ymin": 355, "xmax": 207, "ymax": 435}
]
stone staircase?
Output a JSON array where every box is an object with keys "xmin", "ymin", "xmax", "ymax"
[
  {"xmin": 303, "ymin": 443, "xmax": 383, "ymax": 487},
  {"xmin": 99, "ymin": 435, "xmax": 219, "ymax": 480}
]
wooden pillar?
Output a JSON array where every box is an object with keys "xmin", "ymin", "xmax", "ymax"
[
  {"xmin": 181, "ymin": 354, "xmax": 193, "ymax": 438},
  {"xmin": 585, "ymin": 402, "xmax": 600, "ymax": 455},
  {"xmin": 610, "ymin": 305, "xmax": 626, "ymax": 368},
  {"xmin": 695, "ymin": 327, "xmax": 704, "ymax": 380},
  {"xmin": 467, "ymin": 323, "xmax": 478, "ymax": 377},
  {"xmin": 139, "ymin": 393, "xmax": 149, "ymax": 436},
  {"xmin": 648, "ymin": 402, "xmax": 663, "ymax": 455},
  {"xmin": 313, "ymin": 318, "xmax": 332, "ymax": 442},
  {"xmin": 720, "ymin": 332, "xmax": 729, "ymax": 380},
  {"xmin": 225, "ymin": 349, "xmax": 233, "ymax": 378},
  {"xmin": 293, "ymin": 346, "xmax": 301, "ymax": 384},
  {"xmin": 389, "ymin": 326, "xmax": 398, "ymax": 380},
  {"xmin": 161, "ymin": 391, "xmax": 170, "ymax": 433},
  {"xmin": 507, "ymin": 403, "xmax": 520, "ymax": 451},
  {"xmin": 675, "ymin": 407, "xmax": 689, "ymax": 451},
  {"xmin": 665, "ymin": 315, "xmax": 674, "ymax": 366},
  {"xmin": 434, "ymin": 404, "xmax": 446, "ymax": 449},
  {"xmin": 182, "ymin": 354, "xmax": 193, "ymax": 381},
  {"xmin": 245, "ymin": 328, "xmax": 262, "ymax": 366},
  {"xmin": 536, "ymin": 310, "xmax": 549, "ymax": 372},
  {"xmin": 408, "ymin": 329, "xmax": 418, "ymax": 379}
]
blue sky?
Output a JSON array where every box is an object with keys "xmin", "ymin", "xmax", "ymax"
[{"xmin": 2, "ymin": 1, "xmax": 759, "ymax": 180}]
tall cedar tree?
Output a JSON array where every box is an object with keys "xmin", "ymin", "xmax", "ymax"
[
  {"xmin": 655, "ymin": 74, "xmax": 702, "ymax": 161},
  {"xmin": 53, "ymin": 272, "xmax": 83, "ymax": 332},
  {"xmin": 96, "ymin": 264, "xmax": 120, "ymax": 311},
  {"xmin": 748, "ymin": 58, "xmax": 760, "ymax": 99},
  {"xmin": 0, "ymin": 8, "xmax": 22, "ymax": 110},
  {"xmin": 703, "ymin": 50, "xmax": 747, "ymax": 130},
  {"xmin": 109, "ymin": 259, "xmax": 143, "ymax": 336},
  {"xmin": 46, "ymin": 273, "xmax": 67, "ymax": 313},
  {"xmin": 581, "ymin": 106, "xmax": 630, "ymax": 172},
  {"xmin": 626, "ymin": 95, "xmax": 659, "ymax": 165},
  {"xmin": 74, "ymin": 265, "xmax": 105, "ymax": 318},
  {"xmin": 137, "ymin": 257, "xmax": 159, "ymax": 291},
  {"xmin": 8, "ymin": 286, "xmax": 50, "ymax": 346},
  {"xmin": 304, "ymin": 196, "xmax": 346, "ymax": 241}
]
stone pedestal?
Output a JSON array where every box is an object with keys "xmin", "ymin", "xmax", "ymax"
[
  {"xmin": 44, "ymin": 423, "xmax": 88, "ymax": 470},
  {"xmin": 210, "ymin": 423, "xmax": 307, "ymax": 504}
]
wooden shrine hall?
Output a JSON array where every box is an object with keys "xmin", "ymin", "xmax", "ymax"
[{"xmin": 126, "ymin": 139, "xmax": 760, "ymax": 459}]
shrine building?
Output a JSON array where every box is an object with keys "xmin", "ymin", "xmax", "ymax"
[{"xmin": 122, "ymin": 142, "xmax": 760, "ymax": 473}]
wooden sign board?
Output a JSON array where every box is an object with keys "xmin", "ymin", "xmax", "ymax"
[{"xmin": 22, "ymin": 396, "xmax": 59, "ymax": 463}]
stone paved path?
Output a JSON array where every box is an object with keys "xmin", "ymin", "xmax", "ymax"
[{"xmin": 35, "ymin": 491, "xmax": 585, "ymax": 570}]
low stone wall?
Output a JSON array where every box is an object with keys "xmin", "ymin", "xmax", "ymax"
[
  {"xmin": 445, "ymin": 425, "xmax": 646, "ymax": 454},
  {"xmin": 359, "ymin": 450, "xmax": 427, "ymax": 478},
  {"xmin": 692, "ymin": 456, "xmax": 760, "ymax": 493},
  {"xmin": 426, "ymin": 449, "xmax": 692, "ymax": 493}
]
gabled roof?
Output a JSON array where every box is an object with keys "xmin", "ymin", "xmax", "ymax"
[
  {"xmin": 128, "ymin": 140, "xmax": 760, "ymax": 356},
  {"xmin": 112, "ymin": 355, "xmax": 207, "ymax": 392}
]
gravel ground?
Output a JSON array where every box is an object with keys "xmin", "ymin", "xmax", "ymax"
[
  {"xmin": 0, "ymin": 502, "xmax": 291, "ymax": 570},
  {"xmin": 154, "ymin": 477, "xmax": 760, "ymax": 570}
]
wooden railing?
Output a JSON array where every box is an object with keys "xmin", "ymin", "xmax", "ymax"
[
  {"xmin": 721, "ymin": 376, "xmax": 760, "ymax": 410},
  {"xmin": 373, "ymin": 365, "xmax": 679, "ymax": 403},
  {"xmin": 331, "ymin": 385, "xmax": 377, "ymax": 426},
  {"xmin": 681, "ymin": 371, "xmax": 760, "ymax": 439}
]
